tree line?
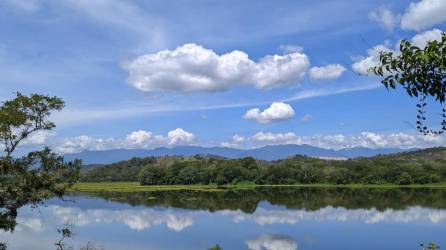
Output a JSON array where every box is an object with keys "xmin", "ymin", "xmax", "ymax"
[{"xmin": 81, "ymin": 148, "xmax": 446, "ymax": 186}]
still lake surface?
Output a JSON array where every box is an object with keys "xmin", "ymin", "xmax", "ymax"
[{"xmin": 1, "ymin": 187, "xmax": 446, "ymax": 250}]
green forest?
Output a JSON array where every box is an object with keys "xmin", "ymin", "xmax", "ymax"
[{"xmin": 80, "ymin": 147, "xmax": 446, "ymax": 185}]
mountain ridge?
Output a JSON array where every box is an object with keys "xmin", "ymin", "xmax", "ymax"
[{"xmin": 64, "ymin": 144, "xmax": 416, "ymax": 165}]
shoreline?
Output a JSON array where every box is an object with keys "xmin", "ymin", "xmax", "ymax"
[{"xmin": 71, "ymin": 182, "xmax": 446, "ymax": 192}]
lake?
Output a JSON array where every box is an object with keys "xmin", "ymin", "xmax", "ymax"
[{"xmin": 1, "ymin": 188, "xmax": 446, "ymax": 250}]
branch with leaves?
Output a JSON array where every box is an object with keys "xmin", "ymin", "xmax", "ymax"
[{"xmin": 371, "ymin": 33, "xmax": 446, "ymax": 134}]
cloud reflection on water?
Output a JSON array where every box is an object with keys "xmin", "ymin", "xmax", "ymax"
[
  {"xmin": 246, "ymin": 234, "xmax": 298, "ymax": 250},
  {"xmin": 222, "ymin": 206, "xmax": 446, "ymax": 225}
]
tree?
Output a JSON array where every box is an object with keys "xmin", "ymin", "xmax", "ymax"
[
  {"xmin": 372, "ymin": 33, "xmax": 446, "ymax": 134},
  {"xmin": 138, "ymin": 165, "xmax": 165, "ymax": 185},
  {"xmin": 420, "ymin": 242, "xmax": 440, "ymax": 250},
  {"xmin": 208, "ymin": 244, "xmax": 222, "ymax": 250},
  {"xmin": 0, "ymin": 93, "xmax": 81, "ymax": 234}
]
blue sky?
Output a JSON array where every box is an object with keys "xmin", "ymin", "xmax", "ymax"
[{"xmin": 1, "ymin": 0, "xmax": 446, "ymax": 153}]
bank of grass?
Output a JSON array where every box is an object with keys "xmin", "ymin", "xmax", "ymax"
[{"xmin": 71, "ymin": 182, "xmax": 446, "ymax": 193}]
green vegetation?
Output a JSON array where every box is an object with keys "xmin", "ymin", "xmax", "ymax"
[
  {"xmin": 80, "ymin": 148, "xmax": 446, "ymax": 186},
  {"xmin": 72, "ymin": 181, "xmax": 446, "ymax": 193},
  {"xmin": 72, "ymin": 182, "xmax": 224, "ymax": 192},
  {"xmin": 372, "ymin": 33, "xmax": 446, "ymax": 134},
  {"xmin": 0, "ymin": 93, "xmax": 80, "ymax": 235},
  {"xmin": 208, "ymin": 245, "xmax": 222, "ymax": 250},
  {"xmin": 80, "ymin": 187, "xmax": 446, "ymax": 213}
]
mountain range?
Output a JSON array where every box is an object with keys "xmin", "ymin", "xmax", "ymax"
[{"xmin": 64, "ymin": 144, "xmax": 414, "ymax": 165}]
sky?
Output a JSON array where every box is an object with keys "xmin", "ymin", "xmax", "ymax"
[{"xmin": 1, "ymin": 0, "xmax": 446, "ymax": 154}]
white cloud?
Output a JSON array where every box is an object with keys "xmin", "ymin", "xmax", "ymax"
[
  {"xmin": 251, "ymin": 132, "xmax": 300, "ymax": 144},
  {"xmin": 123, "ymin": 43, "xmax": 310, "ymax": 93},
  {"xmin": 57, "ymin": 128, "xmax": 195, "ymax": 154},
  {"xmin": 410, "ymin": 28, "xmax": 443, "ymax": 48},
  {"xmin": 352, "ymin": 44, "xmax": 392, "ymax": 75},
  {"xmin": 309, "ymin": 64, "xmax": 346, "ymax": 80},
  {"xmin": 244, "ymin": 102, "xmax": 295, "ymax": 124},
  {"xmin": 221, "ymin": 131, "xmax": 446, "ymax": 149},
  {"xmin": 167, "ymin": 128, "xmax": 195, "ymax": 145},
  {"xmin": 246, "ymin": 235, "xmax": 297, "ymax": 250},
  {"xmin": 125, "ymin": 130, "xmax": 153, "ymax": 145},
  {"xmin": 352, "ymin": 28, "xmax": 443, "ymax": 75},
  {"xmin": 23, "ymin": 131, "xmax": 51, "ymax": 145},
  {"xmin": 369, "ymin": 6, "xmax": 400, "ymax": 31},
  {"xmin": 220, "ymin": 134, "xmax": 246, "ymax": 148},
  {"xmin": 401, "ymin": 0, "xmax": 446, "ymax": 31}
]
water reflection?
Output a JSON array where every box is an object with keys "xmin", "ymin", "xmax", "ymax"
[
  {"xmin": 246, "ymin": 235, "xmax": 297, "ymax": 250},
  {"xmin": 1, "ymin": 187, "xmax": 446, "ymax": 250},
  {"xmin": 224, "ymin": 206, "xmax": 446, "ymax": 225},
  {"xmin": 52, "ymin": 206, "xmax": 195, "ymax": 231}
]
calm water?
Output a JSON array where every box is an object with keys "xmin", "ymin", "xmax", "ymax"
[{"xmin": 1, "ymin": 188, "xmax": 446, "ymax": 250}]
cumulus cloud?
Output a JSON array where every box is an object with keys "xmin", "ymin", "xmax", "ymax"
[
  {"xmin": 221, "ymin": 131, "xmax": 446, "ymax": 149},
  {"xmin": 251, "ymin": 132, "xmax": 300, "ymax": 144},
  {"xmin": 246, "ymin": 235, "xmax": 297, "ymax": 250},
  {"xmin": 220, "ymin": 134, "xmax": 247, "ymax": 148},
  {"xmin": 244, "ymin": 102, "xmax": 295, "ymax": 124},
  {"xmin": 352, "ymin": 28, "xmax": 443, "ymax": 75},
  {"xmin": 57, "ymin": 128, "xmax": 195, "ymax": 154},
  {"xmin": 369, "ymin": 6, "xmax": 400, "ymax": 31},
  {"xmin": 167, "ymin": 128, "xmax": 196, "ymax": 145},
  {"xmin": 125, "ymin": 130, "xmax": 153, "ymax": 145},
  {"xmin": 401, "ymin": 0, "xmax": 446, "ymax": 31},
  {"xmin": 123, "ymin": 43, "xmax": 310, "ymax": 93},
  {"xmin": 351, "ymin": 44, "xmax": 392, "ymax": 75},
  {"xmin": 309, "ymin": 64, "xmax": 346, "ymax": 80},
  {"xmin": 23, "ymin": 131, "xmax": 51, "ymax": 145},
  {"xmin": 410, "ymin": 28, "xmax": 443, "ymax": 48}
]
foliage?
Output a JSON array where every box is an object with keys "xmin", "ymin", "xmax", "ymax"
[
  {"xmin": 0, "ymin": 93, "xmax": 81, "ymax": 234},
  {"xmin": 420, "ymin": 242, "xmax": 440, "ymax": 250},
  {"xmin": 372, "ymin": 33, "xmax": 446, "ymax": 134},
  {"xmin": 79, "ymin": 148, "xmax": 446, "ymax": 186},
  {"xmin": 208, "ymin": 244, "xmax": 222, "ymax": 250}
]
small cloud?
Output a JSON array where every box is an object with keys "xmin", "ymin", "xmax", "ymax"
[
  {"xmin": 301, "ymin": 114, "xmax": 313, "ymax": 122},
  {"xmin": 369, "ymin": 6, "xmax": 400, "ymax": 31},
  {"xmin": 243, "ymin": 102, "xmax": 295, "ymax": 124},
  {"xmin": 309, "ymin": 64, "xmax": 346, "ymax": 81},
  {"xmin": 279, "ymin": 44, "xmax": 304, "ymax": 54},
  {"xmin": 410, "ymin": 28, "xmax": 443, "ymax": 48},
  {"xmin": 351, "ymin": 44, "xmax": 393, "ymax": 75}
]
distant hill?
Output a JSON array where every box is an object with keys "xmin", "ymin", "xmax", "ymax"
[
  {"xmin": 371, "ymin": 147, "xmax": 446, "ymax": 161},
  {"xmin": 64, "ymin": 144, "xmax": 414, "ymax": 165},
  {"xmin": 79, "ymin": 147, "xmax": 446, "ymax": 184}
]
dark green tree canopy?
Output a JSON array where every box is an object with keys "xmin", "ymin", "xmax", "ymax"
[
  {"xmin": 0, "ymin": 93, "xmax": 80, "ymax": 235},
  {"xmin": 371, "ymin": 33, "xmax": 446, "ymax": 134}
]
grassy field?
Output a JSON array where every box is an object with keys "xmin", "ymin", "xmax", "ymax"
[{"xmin": 71, "ymin": 182, "xmax": 446, "ymax": 193}]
